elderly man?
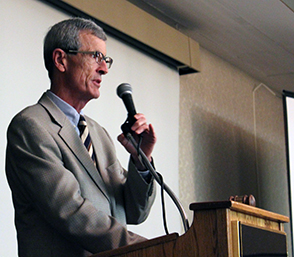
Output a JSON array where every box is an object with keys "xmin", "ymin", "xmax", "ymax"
[{"xmin": 6, "ymin": 17, "xmax": 156, "ymax": 257}]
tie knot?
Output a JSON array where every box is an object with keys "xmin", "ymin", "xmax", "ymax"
[{"xmin": 78, "ymin": 115, "xmax": 87, "ymax": 136}]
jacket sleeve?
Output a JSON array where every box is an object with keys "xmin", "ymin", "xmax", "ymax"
[{"xmin": 124, "ymin": 159, "xmax": 156, "ymax": 224}]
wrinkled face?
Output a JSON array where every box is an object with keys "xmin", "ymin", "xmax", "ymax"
[{"xmin": 64, "ymin": 31, "xmax": 108, "ymax": 105}]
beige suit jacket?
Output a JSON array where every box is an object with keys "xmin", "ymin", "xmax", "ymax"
[{"xmin": 6, "ymin": 92, "xmax": 156, "ymax": 257}]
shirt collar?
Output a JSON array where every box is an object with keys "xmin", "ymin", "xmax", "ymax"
[{"xmin": 46, "ymin": 90, "xmax": 81, "ymax": 131}]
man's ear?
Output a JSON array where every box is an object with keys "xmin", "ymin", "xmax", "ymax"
[{"xmin": 52, "ymin": 48, "xmax": 67, "ymax": 73}]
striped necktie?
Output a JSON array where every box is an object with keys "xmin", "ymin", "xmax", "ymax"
[{"xmin": 78, "ymin": 115, "xmax": 96, "ymax": 165}]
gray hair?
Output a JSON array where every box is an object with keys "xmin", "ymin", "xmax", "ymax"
[{"xmin": 44, "ymin": 17, "xmax": 107, "ymax": 79}]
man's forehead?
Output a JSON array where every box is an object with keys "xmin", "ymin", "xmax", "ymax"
[
  {"xmin": 79, "ymin": 31, "xmax": 103, "ymax": 43},
  {"xmin": 79, "ymin": 31, "xmax": 106, "ymax": 51}
]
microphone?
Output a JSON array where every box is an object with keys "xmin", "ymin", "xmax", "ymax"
[
  {"xmin": 116, "ymin": 83, "xmax": 137, "ymax": 134},
  {"xmin": 117, "ymin": 83, "xmax": 137, "ymax": 116}
]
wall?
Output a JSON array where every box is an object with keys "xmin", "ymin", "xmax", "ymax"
[{"xmin": 179, "ymin": 46, "xmax": 291, "ymax": 254}]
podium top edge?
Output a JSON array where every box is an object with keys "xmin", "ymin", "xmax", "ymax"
[
  {"xmin": 189, "ymin": 201, "xmax": 289, "ymax": 223},
  {"xmin": 190, "ymin": 200, "xmax": 232, "ymax": 210}
]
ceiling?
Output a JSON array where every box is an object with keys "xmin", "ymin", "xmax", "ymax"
[{"xmin": 127, "ymin": 0, "xmax": 294, "ymax": 95}]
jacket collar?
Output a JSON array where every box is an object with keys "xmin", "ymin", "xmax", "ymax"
[{"xmin": 38, "ymin": 92, "xmax": 110, "ymax": 202}]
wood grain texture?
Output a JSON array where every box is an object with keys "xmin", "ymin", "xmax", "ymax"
[{"xmin": 92, "ymin": 201, "xmax": 288, "ymax": 257}]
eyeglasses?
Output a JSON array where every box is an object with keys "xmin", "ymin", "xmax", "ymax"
[{"xmin": 67, "ymin": 50, "xmax": 113, "ymax": 69}]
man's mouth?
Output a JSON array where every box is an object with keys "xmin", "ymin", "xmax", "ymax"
[{"xmin": 93, "ymin": 79, "xmax": 101, "ymax": 87}]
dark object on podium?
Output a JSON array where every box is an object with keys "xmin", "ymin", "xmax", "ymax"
[{"xmin": 229, "ymin": 194, "xmax": 256, "ymax": 206}]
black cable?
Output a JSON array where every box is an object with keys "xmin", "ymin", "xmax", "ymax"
[
  {"xmin": 157, "ymin": 172, "xmax": 169, "ymax": 235},
  {"xmin": 137, "ymin": 134, "xmax": 143, "ymax": 153},
  {"xmin": 135, "ymin": 134, "xmax": 169, "ymax": 235},
  {"xmin": 130, "ymin": 132, "xmax": 189, "ymax": 233}
]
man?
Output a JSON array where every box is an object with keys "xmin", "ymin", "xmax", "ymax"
[{"xmin": 6, "ymin": 17, "xmax": 156, "ymax": 257}]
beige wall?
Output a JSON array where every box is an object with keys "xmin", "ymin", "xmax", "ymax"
[{"xmin": 179, "ymin": 46, "xmax": 291, "ymax": 250}]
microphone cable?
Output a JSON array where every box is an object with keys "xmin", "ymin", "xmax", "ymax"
[
  {"xmin": 157, "ymin": 172, "xmax": 169, "ymax": 235},
  {"xmin": 126, "ymin": 132, "xmax": 189, "ymax": 233},
  {"xmin": 136, "ymin": 135, "xmax": 169, "ymax": 235}
]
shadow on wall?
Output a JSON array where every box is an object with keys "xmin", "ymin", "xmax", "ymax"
[
  {"xmin": 187, "ymin": 105, "xmax": 292, "ymax": 256},
  {"xmin": 190, "ymin": 106, "xmax": 258, "ymax": 204}
]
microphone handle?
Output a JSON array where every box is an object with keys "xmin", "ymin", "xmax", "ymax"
[
  {"xmin": 121, "ymin": 94, "xmax": 137, "ymax": 116},
  {"xmin": 121, "ymin": 94, "xmax": 137, "ymax": 135}
]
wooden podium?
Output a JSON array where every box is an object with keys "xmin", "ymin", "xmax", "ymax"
[{"xmin": 92, "ymin": 201, "xmax": 289, "ymax": 257}]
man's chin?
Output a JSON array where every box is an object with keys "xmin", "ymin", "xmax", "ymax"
[
  {"xmin": 91, "ymin": 90, "xmax": 100, "ymax": 99},
  {"xmin": 94, "ymin": 92, "xmax": 100, "ymax": 99}
]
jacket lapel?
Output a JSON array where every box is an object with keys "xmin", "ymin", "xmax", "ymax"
[{"xmin": 38, "ymin": 93, "xmax": 110, "ymax": 202}]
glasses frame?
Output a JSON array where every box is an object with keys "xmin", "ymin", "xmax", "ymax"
[{"xmin": 66, "ymin": 50, "xmax": 113, "ymax": 69}]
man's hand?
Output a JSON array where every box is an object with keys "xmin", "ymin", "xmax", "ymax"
[{"xmin": 117, "ymin": 113, "xmax": 156, "ymax": 170}]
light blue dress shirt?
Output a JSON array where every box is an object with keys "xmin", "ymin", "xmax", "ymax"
[{"xmin": 46, "ymin": 90, "xmax": 81, "ymax": 135}]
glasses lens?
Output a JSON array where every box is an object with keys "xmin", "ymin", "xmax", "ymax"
[
  {"xmin": 105, "ymin": 57, "xmax": 113, "ymax": 69},
  {"xmin": 94, "ymin": 52, "xmax": 113, "ymax": 69},
  {"xmin": 94, "ymin": 52, "xmax": 103, "ymax": 63}
]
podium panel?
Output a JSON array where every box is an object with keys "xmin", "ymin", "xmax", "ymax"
[
  {"xmin": 232, "ymin": 221, "xmax": 287, "ymax": 256},
  {"xmin": 92, "ymin": 201, "xmax": 289, "ymax": 257}
]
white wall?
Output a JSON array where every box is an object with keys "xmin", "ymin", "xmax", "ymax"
[
  {"xmin": 285, "ymin": 94, "xmax": 294, "ymax": 248},
  {"xmin": 0, "ymin": 0, "xmax": 181, "ymax": 256}
]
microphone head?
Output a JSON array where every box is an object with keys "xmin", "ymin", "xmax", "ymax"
[{"xmin": 117, "ymin": 83, "xmax": 132, "ymax": 98}]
